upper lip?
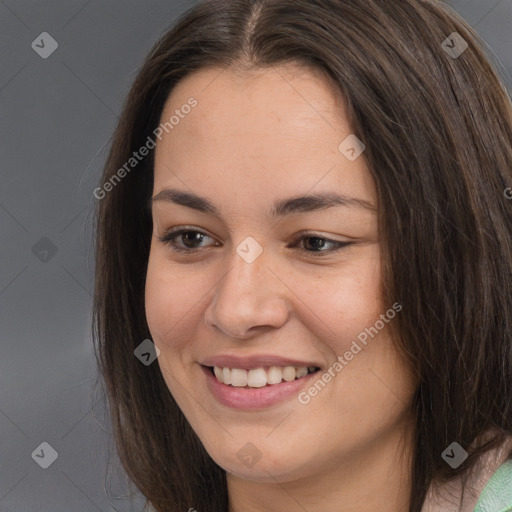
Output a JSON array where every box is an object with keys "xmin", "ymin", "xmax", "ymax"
[{"xmin": 200, "ymin": 354, "xmax": 322, "ymax": 370}]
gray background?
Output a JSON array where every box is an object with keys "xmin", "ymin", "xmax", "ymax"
[{"xmin": 0, "ymin": 1, "xmax": 510, "ymax": 511}]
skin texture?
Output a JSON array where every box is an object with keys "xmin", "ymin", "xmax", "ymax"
[{"xmin": 144, "ymin": 64, "xmax": 417, "ymax": 512}]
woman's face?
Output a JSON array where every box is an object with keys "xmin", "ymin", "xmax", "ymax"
[{"xmin": 145, "ymin": 64, "xmax": 416, "ymax": 483}]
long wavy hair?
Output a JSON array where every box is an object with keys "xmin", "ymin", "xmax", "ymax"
[{"xmin": 92, "ymin": 1, "xmax": 512, "ymax": 510}]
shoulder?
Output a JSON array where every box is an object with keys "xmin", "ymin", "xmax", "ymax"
[
  {"xmin": 422, "ymin": 434, "xmax": 512, "ymax": 512},
  {"xmin": 473, "ymin": 458, "xmax": 512, "ymax": 512}
]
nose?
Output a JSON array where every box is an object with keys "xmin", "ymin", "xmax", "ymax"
[{"xmin": 203, "ymin": 243, "xmax": 291, "ymax": 340}]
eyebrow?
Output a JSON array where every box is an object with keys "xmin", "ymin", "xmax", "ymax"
[{"xmin": 150, "ymin": 188, "xmax": 376, "ymax": 217}]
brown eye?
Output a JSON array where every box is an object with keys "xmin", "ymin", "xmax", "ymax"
[
  {"xmin": 158, "ymin": 228, "xmax": 218, "ymax": 253},
  {"xmin": 289, "ymin": 233, "xmax": 353, "ymax": 257},
  {"xmin": 158, "ymin": 228, "xmax": 351, "ymax": 257}
]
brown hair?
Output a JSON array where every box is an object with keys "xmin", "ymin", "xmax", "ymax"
[{"xmin": 92, "ymin": 1, "xmax": 512, "ymax": 510}]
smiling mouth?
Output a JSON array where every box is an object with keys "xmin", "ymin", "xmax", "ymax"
[{"xmin": 206, "ymin": 365, "xmax": 321, "ymax": 388}]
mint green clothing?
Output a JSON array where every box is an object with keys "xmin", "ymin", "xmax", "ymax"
[{"xmin": 474, "ymin": 459, "xmax": 512, "ymax": 512}]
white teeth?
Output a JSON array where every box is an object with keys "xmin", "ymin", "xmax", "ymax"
[
  {"xmin": 247, "ymin": 368, "xmax": 267, "ymax": 388},
  {"xmin": 230, "ymin": 368, "xmax": 248, "ymax": 387},
  {"xmin": 214, "ymin": 366, "xmax": 223, "ymax": 381},
  {"xmin": 267, "ymin": 366, "xmax": 283, "ymax": 384},
  {"xmin": 282, "ymin": 366, "xmax": 296, "ymax": 382},
  {"xmin": 296, "ymin": 366, "xmax": 308, "ymax": 378},
  {"xmin": 212, "ymin": 365, "xmax": 316, "ymax": 388}
]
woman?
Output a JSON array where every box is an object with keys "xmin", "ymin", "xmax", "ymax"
[{"xmin": 92, "ymin": 0, "xmax": 512, "ymax": 511}]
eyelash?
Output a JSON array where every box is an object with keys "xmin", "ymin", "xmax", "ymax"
[{"xmin": 157, "ymin": 227, "xmax": 352, "ymax": 257}]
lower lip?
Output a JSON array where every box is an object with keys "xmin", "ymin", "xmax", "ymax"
[{"xmin": 201, "ymin": 365, "xmax": 319, "ymax": 409}]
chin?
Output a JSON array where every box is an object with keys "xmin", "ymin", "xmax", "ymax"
[{"xmin": 201, "ymin": 436, "xmax": 317, "ymax": 482}]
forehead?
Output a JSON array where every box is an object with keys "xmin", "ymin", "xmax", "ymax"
[{"xmin": 153, "ymin": 64, "xmax": 375, "ymax": 210}]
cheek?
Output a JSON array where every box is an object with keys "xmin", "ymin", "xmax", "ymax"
[
  {"xmin": 144, "ymin": 251, "xmax": 200, "ymax": 398},
  {"xmin": 144, "ymin": 247, "xmax": 213, "ymax": 351},
  {"xmin": 301, "ymin": 248, "xmax": 383, "ymax": 346},
  {"xmin": 144, "ymin": 252, "xmax": 170, "ymax": 340},
  {"xmin": 145, "ymin": 240, "xmax": 382, "ymax": 346}
]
